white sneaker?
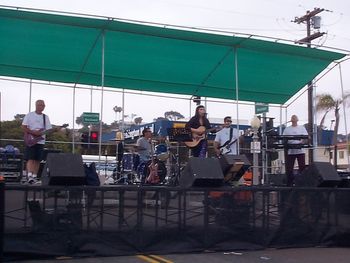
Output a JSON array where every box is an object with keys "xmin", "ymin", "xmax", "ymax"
[
  {"xmin": 27, "ymin": 177, "xmax": 36, "ymax": 184},
  {"xmin": 28, "ymin": 176, "xmax": 40, "ymax": 185}
]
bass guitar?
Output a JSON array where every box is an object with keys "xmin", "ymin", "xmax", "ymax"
[
  {"xmin": 146, "ymin": 141, "xmax": 160, "ymax": 184},
  {"xmin": 184, "ymin": 126, "xmax": 206, "ymax": 148},
  {"xmin": 24, "ymin": 130, "xmax": 44, "ymax": 147},
  {"xmin": 219, "ymin": 139, "xmax": 238, "ymax": 155},
  {"xmin": 24, "ymin": 124, "xmax": 68, "ymax": 147}
]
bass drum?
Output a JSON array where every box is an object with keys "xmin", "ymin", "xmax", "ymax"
[
  {"xmin": 138, "ymin": 159, "xmax": 167, "ymax": 184},
  {"xmin": 122, "ymin": 153, "xmax": 134, "ymax": 171}
]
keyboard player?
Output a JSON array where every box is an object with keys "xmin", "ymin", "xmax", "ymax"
[{"xmin": 283, "ymin": 115, "xmax": 308, "ymax": 186}]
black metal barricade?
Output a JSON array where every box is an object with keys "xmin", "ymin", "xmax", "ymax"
[
  {"xmin": 0, "ymin": 181, "xmax": 4, "ymax": 262},
  {"xmin": 2, "ymin": 184, "xmax": 350, "ymax": 260}
]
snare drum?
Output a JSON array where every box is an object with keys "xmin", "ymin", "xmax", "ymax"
[
  {"xmin": 155, "ymin": 144, "xmax": 169, "ymax": 162},
  {"xmin": 137, "ymin": 159, "xmax": 167, "ymax": 184}
]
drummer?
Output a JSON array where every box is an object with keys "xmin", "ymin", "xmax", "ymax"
[{"xmin": 136, "ymin": 127, "xmax": 153, "ymax": 163}]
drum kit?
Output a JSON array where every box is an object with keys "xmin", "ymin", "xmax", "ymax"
[{"xmin": 110, "ymin": 138, "xmax": 179, "ymax": 186}]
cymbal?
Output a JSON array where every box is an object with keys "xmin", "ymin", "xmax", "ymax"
[{"xmin": 124, "ymin": 144, "xmax": 138, "ymax": 147}]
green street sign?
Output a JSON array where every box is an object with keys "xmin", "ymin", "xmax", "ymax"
[
  {"xmin": 82, "ymin": 112, "xmax": 100, "ymax": 124},
  {"xmin": 255, "ymin": 103, "xmax": 269, "ymax": 114}
]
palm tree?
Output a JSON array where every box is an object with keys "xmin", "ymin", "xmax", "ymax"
[
  {"xmin": 134, "ymin": 117, "xmax": 143, "ymax": 126},
  {"xmin": 75, "ymin": 115, "xmax": 83, "ymax": 126},
  {"xmin": 316, "ymin": 93, "xmax": 350, "ymax": 167},
  {"xmin": 113, "ymin": 106, "xmax": 123, "ymax": 123},
  {"xmin": 164, "ymin": 110, "xmax": 184, "ymax": 121}
]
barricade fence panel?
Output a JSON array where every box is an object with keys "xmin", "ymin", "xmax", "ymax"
[{"xmin": 3, "ymin": 185, "xmax": 350, "ymax": 260}]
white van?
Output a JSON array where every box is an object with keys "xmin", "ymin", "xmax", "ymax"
[{"xmin": 82, "ymin": 155, "xmax": 117, "ymax": 177}]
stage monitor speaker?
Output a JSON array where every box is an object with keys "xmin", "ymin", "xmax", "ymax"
[
  {"xmin": 37, "ymin": 148, "xmax": 63, "ymax": 178},
  {"xmin": 180, "ymin": 157, "xmax": 224, "ymax": 188},
  {"xmin": 41, "ymin": 153, "xmax": 85, "ymax": 186},
  {"xmin": 218, "ymin": 154, "xmax": 251, "ymax": 182},
  {"xmin": 295, "ymin": 162, "xmax": 341, "ymax": 187}
]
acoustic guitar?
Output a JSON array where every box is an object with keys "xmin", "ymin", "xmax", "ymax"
[
  {"xmin": 24, "ymin": 124, "xmax": 68, "ymax": 147},
  {"xmin": 184, "ymin": 126, "xmax": 206, "ymax": 148}
]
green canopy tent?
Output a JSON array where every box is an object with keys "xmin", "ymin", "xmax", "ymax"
[
  {"xmin": 0, "ymin": 7, "xmax": 345, "ymax": 104},
  {"xmin": 0, "ymin": 7, "xmax": 346, "ymax": 156}
]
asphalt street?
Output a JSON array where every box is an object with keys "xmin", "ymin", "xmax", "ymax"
[{"xmin": 11, "ymin": 247, "xmax": 350, "ymax": 263}]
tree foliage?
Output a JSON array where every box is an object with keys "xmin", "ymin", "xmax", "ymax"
[
  {"xmin": 76, "ymin": 115, "xmax": 83, "ymax": 126},
  {"xmin": 316, "ymin": 92, "xmax": 350, "ymax": 167},
  {"xmin": 134, "ymin": 117, "xmax": 143, "ymax": 125},
  {"xmin": 164, "ymin": 111, "xmax": 184, "ymax": 121},
  {"xmin": 1, "ymin": 120, "xmax": 72, "ymax": 153}
]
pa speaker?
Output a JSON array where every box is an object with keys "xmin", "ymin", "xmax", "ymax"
[
  {"xmin": 41, "ymin": 153, "xmax": 85, "ymax": 186},
  {"xmin": 295, "ymin": 162, "xmax": 341, "ymax": 187},
  {"xmin": 180, "ymin": 157, "xmax": 224, "ymax": 188},
  {"xmin": 218, "ymin": 154, "xmax": 251, "ymax": 182}
]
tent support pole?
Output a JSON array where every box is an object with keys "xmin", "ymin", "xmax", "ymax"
[
  {"xmin": 234, "ymin": 47, "xmax": 240, "ymax": 154},
  {"xmin": 338, "ymin": 63, "xmax": 350, "ymax": 171},
  {"xmin": 98, "ymin": 30, "xmax": 105, "ymax": 164}
]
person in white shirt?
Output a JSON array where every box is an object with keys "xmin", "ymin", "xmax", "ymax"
[
  {"xmin": 283, "ymin": 115, "xmax": 308, "ymax": 186},
  {"xmin": 214, "ymin": 116, "xmax": 239, "ymax": 156},
  {"xmin": 22, "ymin": 99, "xmax": 52, "ymax": 184},
  {"xmin": 136, "ymin": 128, "xmax": 153, "ymax": 163}
]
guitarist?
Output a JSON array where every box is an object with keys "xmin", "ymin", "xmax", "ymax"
[
  {"xmin": 214, "ymin": 116, "xmax": 239, "ymax": 156},
  {"xmin": 22, "ymin": 99, "xmax": 52, "ymax": 184},
  {"xmin": 185, "ymin": 105, "xmax": 211, "ymax": 158}
]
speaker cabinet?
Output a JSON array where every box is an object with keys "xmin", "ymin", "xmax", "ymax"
[
  {"xmin": 180, "ymin": 157, "xmax": 224, "ymax": 188},
  {"xmin": 268, "ymin": 173, "xmax": 286, "ymax": 186},
  {"xmin": 295, "ymin": 162, "xmax": 341, "ymax": 187},
  {"xmin": 218, "ymin": 154, "xmax": 251, "ymax": 182},
  {"xmin": 41, "ymin": 153, "xmax": 85, "ymax": 186}
]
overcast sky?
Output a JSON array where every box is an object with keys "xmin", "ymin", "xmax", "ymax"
[{"xmin": 0, "ymin": 0, "xmax": 349, "ymax": 133}]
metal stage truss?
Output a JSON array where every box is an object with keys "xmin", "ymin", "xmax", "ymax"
[{"xmin": 1, "ymin": 184, "xmax": 350, "ymax": 260}]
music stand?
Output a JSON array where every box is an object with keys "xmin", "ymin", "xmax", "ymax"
[{"xmin": 109, "ymin": 137, "xmax": 125, "ymax": 184}]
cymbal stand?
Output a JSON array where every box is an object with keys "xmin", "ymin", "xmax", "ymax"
[
  {"xmin": 165, "ymin": 143, "xmax": 180, "ymax": 186},
  {"xmin": 114, "ymin": 141, "xmax": 128, "ymax": 185},
  {"xmin": 173, "ymin": 141, "xmax": 181, "ymax": 186},
  {"xmin": 166, "ymin": 127, "xmax": 192, "ymax": 186}
]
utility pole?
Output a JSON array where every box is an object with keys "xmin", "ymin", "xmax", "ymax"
[{"xmin": 293, "ymin": 8, "xmax": 326, "ymax": 164}]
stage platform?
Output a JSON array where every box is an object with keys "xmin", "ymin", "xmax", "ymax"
[{"xmin": 1, "ymin": 183, "xmax": 350, "ymax": 261}]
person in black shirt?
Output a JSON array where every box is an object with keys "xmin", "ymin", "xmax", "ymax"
[{"xmin": 185, "ymin": 105, "xmax": 211, "ymax": 158}]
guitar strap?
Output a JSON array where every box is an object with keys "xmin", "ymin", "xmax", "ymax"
[
  {"xmin": 43, "ymin": 114, "xmax": 46, "ymax": 130},
  {"xmin": 219, "ymin": 127, "xmax": 233, "ymax": 149}
]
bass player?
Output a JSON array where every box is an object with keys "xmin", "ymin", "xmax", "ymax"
[
  {"xmin": 185, "ymin": 105, "xmax": 211, "ymax": 158},
  {"xmin": 214, "ymin": 116, "xmax": 240, "ymax": 156},
  {"xmin": 22, "ymin": 99, "xmax": 52, "ymax": 184}
]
